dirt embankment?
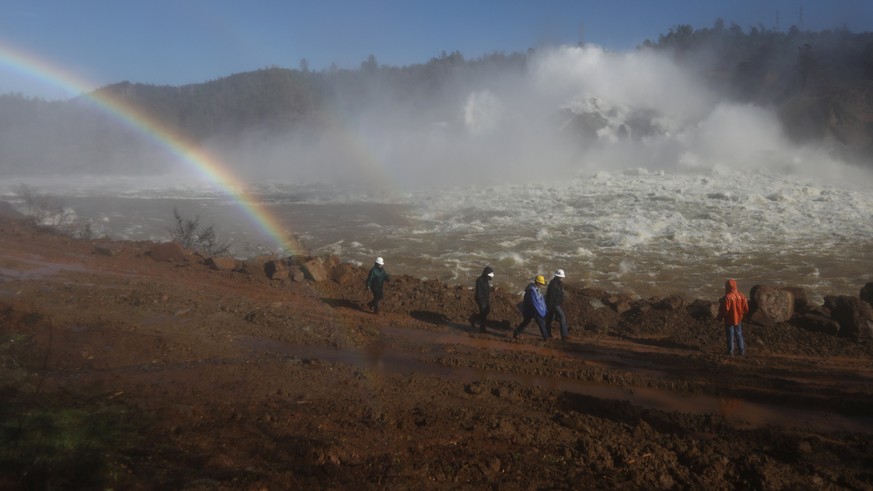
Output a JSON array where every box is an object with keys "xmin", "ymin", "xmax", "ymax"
[{"xmin": 1, "ymin": 215, "xmax": 872, "ymax": 490}]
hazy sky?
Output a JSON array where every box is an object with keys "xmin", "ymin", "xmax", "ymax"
[{"xmin": 1, "ymin": 0, "xmax": 871, "ymax": 100}]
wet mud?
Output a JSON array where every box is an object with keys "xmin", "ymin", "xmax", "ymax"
[{"xmin": 1, "ymin": 216, "xmax": 872, "ymax": 489}]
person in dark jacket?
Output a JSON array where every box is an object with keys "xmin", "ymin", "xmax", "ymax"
[
  {"xmin": 472, "ymin": 266, "xmax": 494, "ymax": 332},
  {"xmin": 513, "ymin": 275, "xmax": 549, "ymax": 340},
  {"xmin": 365, "ymin": 257, "xmax": 390, "ymax": 314},
  {"xmin": 545, "ymin": 269, "xmax": 569, "ymax": 340}
]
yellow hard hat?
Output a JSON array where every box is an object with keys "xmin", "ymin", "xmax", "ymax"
[{"xmin": 535, "ymin": 275, "xmax": 546, "ymax": 285}]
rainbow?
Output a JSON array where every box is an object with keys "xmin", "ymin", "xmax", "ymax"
[{"xmin": 0, "ymin": 41, "xmax": 301, "ymax": 255}]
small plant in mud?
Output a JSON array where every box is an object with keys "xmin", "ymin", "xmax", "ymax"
[{"xmin": 168, "ymin": 207, "xmax": 231, "ymax": 256}]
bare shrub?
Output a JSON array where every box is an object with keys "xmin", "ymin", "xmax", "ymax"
[
  {"xmin": 168, "ymin": 207, "xmax": 231, "ymax": 256},
  {"xmin": 13, "ymin": 184, "xmax": 93, "ymax": 238}
]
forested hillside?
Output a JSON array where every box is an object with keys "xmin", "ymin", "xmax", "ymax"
[
  {"xmin": 647, "ymin": 21, "xmax": 873, "ymax": 163},
  {"xmin": 1, "ymin": 22, "xmax": 871, "ymax": 177}
]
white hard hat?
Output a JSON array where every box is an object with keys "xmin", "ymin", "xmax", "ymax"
[
  {"xmin": 555, "ymin": 269, "xmax": 565, "ymax": 278},
  {"xmin": 375, "ymin": 257, "xmax": 384, "ymax": 265}
]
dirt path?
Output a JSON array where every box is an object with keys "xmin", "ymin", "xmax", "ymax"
[{"xmin": 2, "ymin": 217, "xmax": 872, "ymax": 489}]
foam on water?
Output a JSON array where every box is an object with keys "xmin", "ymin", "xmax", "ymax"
[{"xmin": 5, "ymin": 167, "xmax": 870, "ymax": 301}]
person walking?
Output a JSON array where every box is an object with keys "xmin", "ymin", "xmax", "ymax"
[
  {"xmin": 365, "ymin": 257, "xmax": 390, "ymax": 314},
  {"xmin": 513, "ymin": 275, "xmax": 549, "ymax": 340},
  {"xmin": 545, "ymin": 269, "xmax": 569, "ymax": 340},
  {"xmin": 717, "ymin": 278, "xmax": 749, "ymax": 356},
  {"xmin": 472, "ymin": 266, "xmax": 494, "ymax": 332}
]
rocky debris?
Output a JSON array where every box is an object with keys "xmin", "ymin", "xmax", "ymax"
[
  {"xmin": 603, "ymin": 293, "xmax": 636, "ymax": 314},
  {"xmin": 203, "ymin": 256, "xmax": 239, "ymax": 271},
  {"xmin": 795, "ymin": 313, "xmax": 842, "ymax": 336},
  {"xmin": 861, "ymin": 282, "xmax": 873, "ymax": 307},
  {"xmin": 687, "ymin": 299, "xmax": 718, "ymax": 320},
  {"xmin": 783, "ymin": 286, "xmax": 811, "ymax": 313},
  {"xmin": 291, "ymin": 270, "xmax": 306, "ymax": 282},
  {"xmin": 145, "ymin": 242, "xmax": 189, "ymax": 263},
  {"xmin": 4, "ymin": 219, "xmax": 873, "ymax": 490},
  {"xmin": 749, "ymin": 285, "xmax": 795, "ymax": 325},
  {"xmin": 301, "ymin": 259, "xmax": 328, "ymax": 282},
  {"xmin": 92, "ymin": 244, "xmax": 114, "ymax": 256},
  {"xmin": 330, "ymin": 263, "xmax": 360, "ymax": 285},
  {"xmin": 264, "ymin": 258, "xmax": 289, "ymax": 280},
  {"xmin": 654, "ymin": 295, "xmax": 685, "ymax": 311},
  {"xmin": 324, "ymin": 255, "xmax": 341, "ymax": 270},
  {"xmin": 824, "ymin": 296, "xmax": 873, "ymax": 339}
]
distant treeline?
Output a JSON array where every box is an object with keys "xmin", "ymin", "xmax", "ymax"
[
  {"xmin": 648, "ymin": 21, "xmax": 873, "ymax": 163},
  {"xmin": 2, "ymin": 21, "xmax": 872, "ymax": 175}
]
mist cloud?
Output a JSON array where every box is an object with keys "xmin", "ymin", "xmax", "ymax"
[{"xmin": 129, "ymin": 44, "xmax": 873, "ymax": 191}]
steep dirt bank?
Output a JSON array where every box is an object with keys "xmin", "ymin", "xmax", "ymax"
[{"xmin": 1, "ymin": 216, "xmax": 872, "ymax": 489}]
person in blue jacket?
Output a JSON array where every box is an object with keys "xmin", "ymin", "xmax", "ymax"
[{"xmin": 513, "ymin": 275, "xmax": 549, "ymax": 340}]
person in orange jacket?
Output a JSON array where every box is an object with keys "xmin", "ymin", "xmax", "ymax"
[{"xmin": 717, "ymin": 279, "xmax": 749, "ymax": 356}]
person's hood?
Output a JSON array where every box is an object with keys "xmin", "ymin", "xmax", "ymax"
[
  {"xmin": 483, "ymin": 266, "xmax": 494, "ymax": 276},
  {"xmin": 725, "ymin": 279, "xmax": 738, "ymax": 294}
]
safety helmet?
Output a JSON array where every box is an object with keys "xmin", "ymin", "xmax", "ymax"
[
  {"xmin": 375, "ymin": 257, "xmax": 384, "ymax": 265},
  {"xmin": 535, "ymin": 275, "xmax": 546, "ymax": 285},
  {"xmin": 555, "ymin": 269, "xmax": 565, "ymax": 278}
]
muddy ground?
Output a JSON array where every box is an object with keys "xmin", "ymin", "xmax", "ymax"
[{"xmin": 1, "ymin": 215, "xmax": 872, "ymax": 490}]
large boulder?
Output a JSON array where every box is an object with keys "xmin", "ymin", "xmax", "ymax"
[
  {"xmin": 264, "ymin": 259, "xmax": 289, "ymax": 280},
  {"xmin": 824, "ymin": 296, "xmax": 873, "ymax": 339},
  {"xmin": 782, "ymin": 286, "xmax": 810, "ymax": 314},
  {"xmin": 860, "ymin": 282, "xmax": 873, "ymax": 307},
  {"xmin": 331, "ymin": 263, "xmax": 359, "ymax": 285},
  {"xmin": 795, "ymin": 313, "xmax": 842, "ymax": 336},
  {"xmin": 204, "ymin": 256, "xmax": 239, "ymax": 271},
  {"xmin": 92, "ymin": 244, "xmax": 114, "ymax": 256},
  {"xmin": 687, "ymin": 299, "xmax": 718, "ymax": 320},
  {"xmin": 603, "ymin": 293, "xmax": 636, "ymax": 314},
  {"xmin": 301, "ymin": 259, "xmax": 329, "ymax": 282},
  {"xmin": 146, "ymin": 242, "xmax": 188, "ymax": 263},
  {"xmin": 653, "ymin": 295, "xmax": 685, "ymax": 311},
  {"xmin": 750, "ymin": 285, "xmax": 795, "ymax": 324}
]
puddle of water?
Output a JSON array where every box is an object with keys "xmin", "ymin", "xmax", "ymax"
[{"xmin": 233, "ymin": 334, "xmax": 873, "ymax": 435}]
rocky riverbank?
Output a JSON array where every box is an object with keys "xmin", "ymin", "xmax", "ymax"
[{"xmin": 1, "ymin": 214, "xmax": 872, "ymax": 489}]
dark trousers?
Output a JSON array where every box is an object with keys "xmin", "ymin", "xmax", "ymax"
[
  {"xmin": 476, "ymin": 303, "xmax": 490, "ymax": 331},
  {"xmin": 368, "ymin": 287, "xmax": 384, "ymax": 313},
  {"xmin": 514, "ymin": 314, "xmax": 548, "ymax": 339},
  {"xmin": 546, "ymin": 306, "xmax": 569, "ymax": 339}
]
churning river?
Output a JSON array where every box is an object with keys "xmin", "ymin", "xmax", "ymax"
[{"xmin": 7, "ymin": 167, "xmax": 872, "ymax": 303}]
